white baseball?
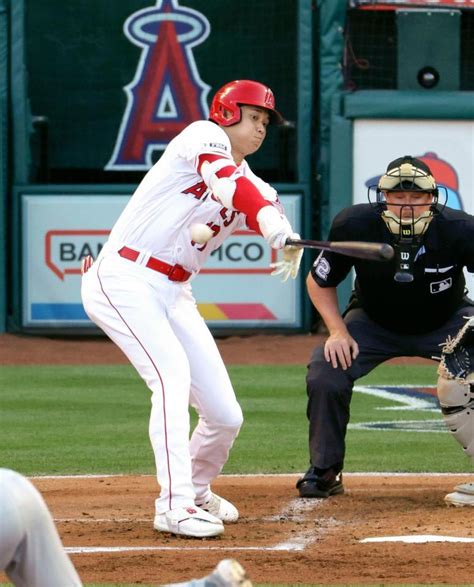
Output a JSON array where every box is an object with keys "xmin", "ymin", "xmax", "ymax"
[{"xmin": 190, "ymin": 223, "xmax": 213, "ymax": 244}]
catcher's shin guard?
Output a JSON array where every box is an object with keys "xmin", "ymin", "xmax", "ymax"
[
  {"xmin": 437, "ymin": 315, "xmax": 474, "ymax": 459},
  {"xmin": 444, "ymin": 482, "xmax": 474, "ymax": 507},
  {"xmin": 437, "ymin": 376, "xmax": 474, "ymax": 458}
]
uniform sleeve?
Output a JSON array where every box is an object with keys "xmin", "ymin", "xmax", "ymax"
[
  {"xmin": 182, "ymin": 125, "xmax": 278, "ymax": 232},
  {"xmin": 179, "ymin": 121, "xmax": 233, "ymax": 163},
  {"xmin": 243, "ymin": 164, "xmax": 278, "ymax": 203},
  {"xmin": 309, "ymin": 212, "xmax": 355, "ymax": 287}
]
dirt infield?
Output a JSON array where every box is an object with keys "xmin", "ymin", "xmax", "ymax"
[
  {"xmin": 2, "ymin": 333, "xmax": 467, "ymax": 585},
  {"xmin": 11, "ymin": 474, "xmax": 474, "ymax": 585},
  {"xmin": 0, "ymin": 332, "xmax": 434, "ymax": 365}
]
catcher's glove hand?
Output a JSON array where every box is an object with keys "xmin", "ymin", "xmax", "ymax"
[{"xmin": 438, "ymin": 316, "xmax": 474, "ymax": 381}]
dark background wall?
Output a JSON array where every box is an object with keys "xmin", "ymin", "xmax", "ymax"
[{"xmin": 25, "ymin": 0, "xmax": 298, "ymax": 184}]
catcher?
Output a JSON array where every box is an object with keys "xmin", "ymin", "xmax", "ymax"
[{"xmin": 437, "ymin": 317, "xmax": 474, "ymax": 507}]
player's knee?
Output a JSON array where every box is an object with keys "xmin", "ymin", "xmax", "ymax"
[
  {"xmin": 201, "ymin": 400, "xmax": 243, "ymax": 432},
  {"xmin": 306, "ymin": 362, "xmax": 349, "ymax": 399},
  {"xmin": 219, "ymin": 402, "xmax": 244, "ymax": 431}
]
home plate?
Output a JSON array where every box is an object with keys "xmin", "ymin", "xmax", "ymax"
[{"xmin": 360, "ymin": 535, "xmax": 474, "ymax": 544}]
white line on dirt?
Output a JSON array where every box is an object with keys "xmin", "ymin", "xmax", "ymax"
[
  {"xmin": 59, "ymin": 499, "xmax": 326, "ymax": 553},
  {"xmin": 263, "ymin": 497, "xmax": 324, "ymax": 522},
  {"xmin": 32, "ymin": 472, "xmax": 472, "ymax": 479},
  {"xmin": 55, "ymin": 518, "xmax": 151, "ymax": 523},
  {"xmin": 65, "ymin": 543, "xmax": 306, "ymax": 554},
  {"xmin": 55, "ymin": 515, "xmax": 315, "ymax": 523},
  {"xmin": 54, "ymin": 499, "xmax": 323, "ymax": 525},
  {"xmin": 57, "ymin": 502, "xmax": 322, "ymax": 552},
  {"xmin": 360, "ymin": 535, "xmax": 474, "ymax": 544}
]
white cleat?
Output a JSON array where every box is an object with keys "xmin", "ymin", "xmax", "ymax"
[
  {"xmin": 154, "ymin": 505, "xmax": 224, "ymax": 537},
  {"xmin": 197, "ymin": 492, "xmax": 239, "ymax": 523},
  {"xmin": 444, "ymin": 482, "xmax": 474, "ymax": 507}
]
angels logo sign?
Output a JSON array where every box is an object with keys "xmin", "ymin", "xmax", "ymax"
[{"xmin": 106, "ymin": 0, "xmax": 211, "ymax": 170}]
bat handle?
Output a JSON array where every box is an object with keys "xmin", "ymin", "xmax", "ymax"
[{"xmin": 285, "ymin": 238, "xmax": 304, "ymax": 247}]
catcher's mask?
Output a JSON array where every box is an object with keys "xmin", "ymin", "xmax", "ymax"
[
  {"xmin": 368, "ymin": 155, "xmax": 446, "ymax": 283},
  {"xmin": 209, "ymin": 80, "xmax": 285, "ymax": 127}
]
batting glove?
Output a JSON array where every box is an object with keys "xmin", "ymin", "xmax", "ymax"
[
  {"xmin": 270, "ymin": 234, "xmax": 303, "ymax": 282},
  {"xmin": 257, "ymin": 206, "xmax": 294, "ymax": 250}
]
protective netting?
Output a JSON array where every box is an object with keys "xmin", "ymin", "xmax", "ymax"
[{"xmin": 343, "ymin": 7, "xmax": 474, "ymax": 91}]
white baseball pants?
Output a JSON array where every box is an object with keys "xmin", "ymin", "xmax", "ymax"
[{"xmin": 81, "ymin": 251, "xmax": 243, "ymax": 514}]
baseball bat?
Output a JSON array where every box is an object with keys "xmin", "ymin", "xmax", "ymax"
[{"xmin": 285, "ymin": 238, "xmax": 394, "ymax": 262}]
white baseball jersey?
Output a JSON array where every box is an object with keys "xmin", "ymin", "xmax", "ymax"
[{"xmin": 107, "ymin": 120, "xmax": 278, "ymax": 275}]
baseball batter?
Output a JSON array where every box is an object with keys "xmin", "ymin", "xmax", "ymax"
[{"xmin": 81, "ymin": 80, "xmax": 302, "ymax": 538}]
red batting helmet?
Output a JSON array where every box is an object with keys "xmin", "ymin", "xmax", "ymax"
[{"xmin": 209, "ymin": 80, "xmax": 284, "ymax": 126}]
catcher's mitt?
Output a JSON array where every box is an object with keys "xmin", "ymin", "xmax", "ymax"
[{"xmin": 438, "ymin": 316, "xmax": 474, "ymax": 382}]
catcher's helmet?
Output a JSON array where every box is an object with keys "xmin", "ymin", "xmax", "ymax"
[{"xmin": 209, "ymin": 80, "xmax": 284, "ymax": 127}]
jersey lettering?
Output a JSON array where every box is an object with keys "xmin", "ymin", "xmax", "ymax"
[
  {"xmin": 220, "ymin": 208, "xmax": 238, "ymax": 227},
  {"xmin": 182, "ymin": 181, "xmax": 209, "ymax": 200}
]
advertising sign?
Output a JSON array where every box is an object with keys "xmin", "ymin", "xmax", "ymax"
[
  {"xmin": 353, "ymin": 119, "xmax": 474, "ymax": 294},
  {"xmin": 22, "ymin": 193, "xmax": 302, "ymax": 329}
]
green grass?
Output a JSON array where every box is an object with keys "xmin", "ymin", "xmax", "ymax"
[
  {"xmin": 1, "ymin": 363, "xmax": 472, "ymax": 475},
  {"xmin": 1, "ymin": 362, "xmax": 472, "ymax": 587}
]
